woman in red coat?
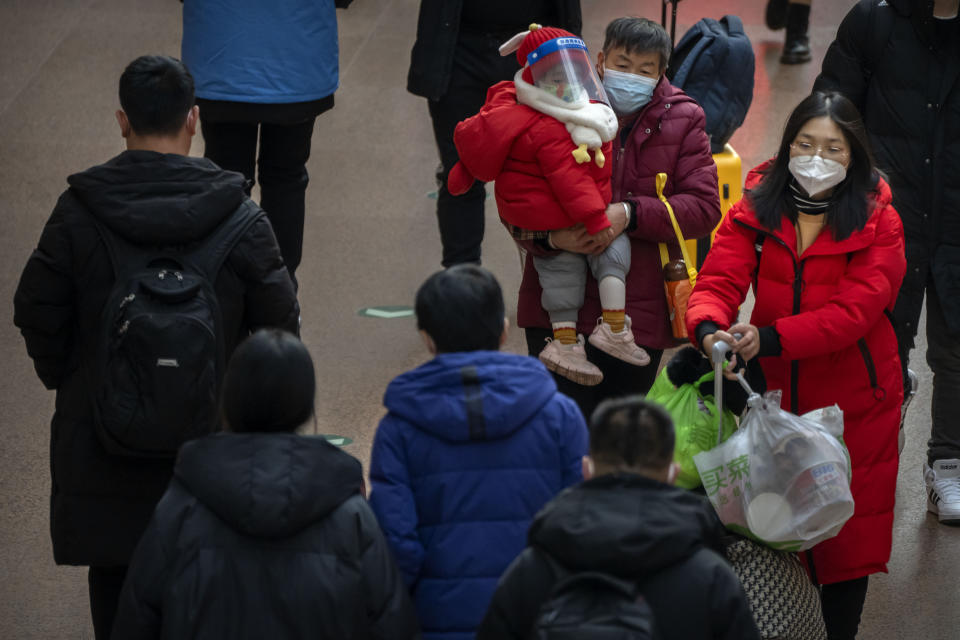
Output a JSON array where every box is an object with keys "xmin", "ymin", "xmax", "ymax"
[{"xmin": 686, "ymin": 91, "xmax": 906, "ymax": 640}]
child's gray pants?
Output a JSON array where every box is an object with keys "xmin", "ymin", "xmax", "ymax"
[{"xmin": 532, "ymin": 234, "xmax": 631, "ymax": 324}]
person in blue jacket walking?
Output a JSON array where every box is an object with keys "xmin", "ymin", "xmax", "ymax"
[
  {"xmin": 181, "ymin": 0, "xmax": 353, "ymax": 284},
  {"xmin": 369, "ymin": 265, "xmax": 588, "ymax": 640}
]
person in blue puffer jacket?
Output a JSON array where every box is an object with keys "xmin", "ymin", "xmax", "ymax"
[
  {"xmin": 369, "ymin": 265, "xmax": 588, "ymax": 640},
  {"xmin": 181, "ymin": 0, "xmax": 353, "ymax": 284}
]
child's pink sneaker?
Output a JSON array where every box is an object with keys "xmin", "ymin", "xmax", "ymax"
[
  {"xmin": 588, "ymin": 316, "xmax": 651, "ymax": 366},
  {"xmin": 539, "ymin": 335, "xmax": 603, "ymax": 386}
]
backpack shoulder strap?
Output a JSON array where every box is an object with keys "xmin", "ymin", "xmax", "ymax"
[
  {"xmin": 670, "ymin": 21, "xmax": 716, "ymax": 87},
  {"xmin": 185, "ymin": 199, "xmax": 265, "ymax": 279},
  {"xmin": 721, "ymin": 14, "xmax": 745, "ymax": 35}
]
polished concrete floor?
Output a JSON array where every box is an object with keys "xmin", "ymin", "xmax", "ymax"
[{"xmin": 1, "ymin": 0, "xmax": 957, "ymax": 637}]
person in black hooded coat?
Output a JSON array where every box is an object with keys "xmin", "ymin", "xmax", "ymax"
[
  {"xmin": 111, "ymin": 329, "xmax": 419, "ymax": 639},
  {"xmin": 12, "ymin": 56, "xmax": 299, "ymax": 639},
  {"xmin": 477, "ymin": 397, "xmax": 759, "ymax": 640},
  {"xmin": 814, "ymin": 0, "xmax": 960, "ymax": 524}
]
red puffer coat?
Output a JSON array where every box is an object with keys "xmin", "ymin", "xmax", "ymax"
[
  {"xmin": 686, "ymin": 163, "xmax": 906, "ymax": 585},
  {"xmin": 453, "ymin": 81, "xmax": 612, "ymax": 235},
  {"xmin": 517, "ymin": 76, "xmax": 720, "ymax": 349}
]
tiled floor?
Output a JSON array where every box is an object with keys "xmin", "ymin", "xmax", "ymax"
[{"xmin": 0, "ymin": 0, "xmax": 957, "ymax": 637}]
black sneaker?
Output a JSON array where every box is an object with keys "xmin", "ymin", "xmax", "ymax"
[
  {"xmin": 780, "ymin": 35, "xmax": 812, "ymax": 64},
  {"xmin": 765, "ymin": 0, "xmax": 789, "ymax": 30}
]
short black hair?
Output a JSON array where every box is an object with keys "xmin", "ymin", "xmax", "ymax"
[
  {"xmin": 589, "ymin": 396, "xmax": 675, "ymax": 472},
  {"xmin": 221, "ymin": 329, "xmax": 316, "ymax": 433},
  {"xmin": 118, "ymin": 55, "xmax": 195, "ymax": 136},
  {"xmin": 748, "ymin": 91, "xmax": 879, "ymax": 241},
  {"xmin": 415, "ymin": 265, "xmax": 505, "ymax": 353},
  {"xmin": 602, "ymin": 17, "xmax": 673, "ymax": 72}
]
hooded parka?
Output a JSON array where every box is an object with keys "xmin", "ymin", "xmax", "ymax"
[
  {"xmin": 452, "ymin": 80, "xmax": 614, "ymax": 235},
  {"xmin": 111, "ymin": 433, "xmax": 419, "ymax": 639},
  {"xmin": 517, "ymin": 76, "xmax": 720, "ymax": 350},
  {"xmin": 368, "ymin": 350, "xmax": 588, "ymax": 640},
  {"xmin": 476, "ymin": 474, "xmax": 760, "ymax": 640},
  {"xmin": 13, "ymin": 151, "xmax": 300, "ymax": 566},
  {"xmin": 685, "ymin": 163, "xmax": 906, "ymax": 584},
  {"xmin": 814, "ymin": 0, "xmax": 960, "ymax": 330}
]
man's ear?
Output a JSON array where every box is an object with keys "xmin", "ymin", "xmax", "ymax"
[
  {"xmin": 595, "ymin": 51, "xmax": 605, "ymax": 80},
  {"xmin": 666, "ymin": 461, "xmax": 681, "ymax": 485},
  {"xmin": 499, "ymin": 317, "xmax": 510, "ymax": 348},
  {"xmin": 185, "ymin": 105, "xmax": 199, "ymax": 137},
  {"xmin": 419, "ymin": 329, "xmax": 437, "ymax": 355},
  {"xmin": 115, "ymin": 110, "xmax": 131, "ymax": 138},
  {"xmin": 582, "ymin": 455, "xmax": 595, "ymax": 480}
]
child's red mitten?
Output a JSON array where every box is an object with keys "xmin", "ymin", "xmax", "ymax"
[{"xmin": 446, "ymin": 161, "xmax": 475, "ymax": 195}]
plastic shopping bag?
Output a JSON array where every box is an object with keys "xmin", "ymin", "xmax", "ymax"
[
  {"xmin": 647, "ymin": 365, "xmax": 737, "ymax": 490},
  {"xmin": 693, "ymin": 388, "xmax": 854, "ymax": 552}
]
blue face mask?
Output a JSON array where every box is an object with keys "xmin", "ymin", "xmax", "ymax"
[{"xmin": 601, "ymin": 68, "xmax": 658, "ymax": 115}]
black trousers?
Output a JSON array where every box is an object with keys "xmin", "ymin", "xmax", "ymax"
[
  {"xmin": 200, "ymin": 117, "xmax": 317, "ymax": 282},
  {"xmin": 525, "ymin": 327, "xmax": 664, "ymax": 421},
  {"xmin": 89, "ymin": 565, "xmax": 127, "ymax": 640},
  {"xmin": 893, "ymin": 260, "xmax": 960, "ymax": 464},
  {"xmin": 429, "ymin": 30, "xmax": 519, "ymax": 267},
  {"xmin": 820, "ymin": 576, "xmax": 869, "ymax": 640}
]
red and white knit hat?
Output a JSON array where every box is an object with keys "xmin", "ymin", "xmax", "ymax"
[{"xmin": 499, "ymin": 24, "xmax": 581, "ymax": 84}]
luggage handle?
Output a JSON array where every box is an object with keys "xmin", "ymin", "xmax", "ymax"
[
  {"xmin": 711, "ymin": 333, "xmax": 758, "ymax": 446},
  {"xmin": 661, "ymin": 0, "xmax": 683, "ymax": 46}
]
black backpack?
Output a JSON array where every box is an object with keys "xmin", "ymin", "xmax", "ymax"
[
  {"xmin": 533, "ymin": 570, "xmax": 659, "ymax": 639},
  {"xmin": 666, "ymin": 15, "xmax": 755, "ymax": 154},
  {"xmin": 90, "ymin": 200, "xmax": 264, "ymax": 457}
]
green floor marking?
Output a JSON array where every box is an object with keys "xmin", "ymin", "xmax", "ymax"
[{"xmin": 321, "ymin": 434, "xmax": 354, "ymax": 446}]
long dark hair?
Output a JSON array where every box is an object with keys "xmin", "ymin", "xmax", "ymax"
[{"xmin": 748, "ymin": 91, "xmax": 879, "ymax": 240}]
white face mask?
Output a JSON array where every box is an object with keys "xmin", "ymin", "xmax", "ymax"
[{"xmin": 788, "ymin": 155, "xmax": 848, "ymax": 197}]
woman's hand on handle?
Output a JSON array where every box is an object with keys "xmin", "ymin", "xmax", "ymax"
[
  {"xmin": 702, "ymin": 330, "xmax": 741, "ymax": 380},
  {"xmin": 727, "ymin": 323, "xmax": 760, "ymax": 362}
]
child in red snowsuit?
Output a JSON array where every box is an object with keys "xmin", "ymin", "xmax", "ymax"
[{"xmin": 449, "ymin": 25, "xmax": 649, "ymax": 386}]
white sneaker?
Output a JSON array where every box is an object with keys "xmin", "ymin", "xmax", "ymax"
[
  {"xmin": 899, "ymin": 369, "xmax": 918, "ymax": 455},
  {"xmin": 924, "ymin": 459, "xmax": 960, "ymax": 524}
]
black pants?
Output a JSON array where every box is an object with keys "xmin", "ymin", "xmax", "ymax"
[
  {"xmin": 525, "ymin": 327, "xmax": 664, "ymax": 421},
  {"xmin": 201, "ymin": 117, "xmax": 316, "ymax": 281},
  {"xmin": 89, "ymin": 565, "xmax": 127, "ymax": 639},
  {"xmin": 893, "ymin": 260, "xmax": 960, "ymax": 464},
  {"xmin": 820, "ymin": 576, "xmax": 869, "ymax": 640},
  {"xmin": 429, "ymin": 30, "xmax": 519, "ymax": 267}
]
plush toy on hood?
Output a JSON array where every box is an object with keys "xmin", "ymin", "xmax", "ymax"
[{"xmin": 447, "ymin": 24, "xmax": 618, "ymax": 196}]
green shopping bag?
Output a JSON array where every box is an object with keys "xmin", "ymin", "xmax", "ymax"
[{"xmin": 647, "ymin": 366, "xmax": 738, "ymax": 489}]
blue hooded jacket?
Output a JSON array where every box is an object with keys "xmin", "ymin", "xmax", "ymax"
[
  {"xmin": 182, "ymin": 0, "xmax": 340, "ymax": 104},
  {"xmin": 369, "ymin": 351, "xmax": 587, "ymax": 640}
]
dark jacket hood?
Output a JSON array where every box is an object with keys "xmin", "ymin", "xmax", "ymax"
[
  {"xmin": 383, "ymin": 350, "xmax": 559, "ymax": 442},
  {"xmin": 529, "ymin": 474, "xmax": 724, "ymax": 578},
  {"xmin": 67, "ymin": 150, "xmax": 247, "ymax": 244},
  {"xmin": 175, "ymin": 433, "xmax": 363, "ymax": 538}
]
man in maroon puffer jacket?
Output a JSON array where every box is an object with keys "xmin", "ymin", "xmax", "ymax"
[{"xmin": 517, "ymin": 17, "xmax": 721, "ymax": 418}]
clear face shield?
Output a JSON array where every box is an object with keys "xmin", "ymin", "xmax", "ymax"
[{"xmin": 527, "ymin": 37, "xmax": 608, "ymax": 105}]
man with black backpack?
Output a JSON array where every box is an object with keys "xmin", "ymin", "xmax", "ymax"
[
  {"xmin": 12, "ymin": 55, "xmax": 299, "ymax": 639},
  {"xmin": 477, "ymin": 396, "xmax": 759, "ymax": 640}
]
